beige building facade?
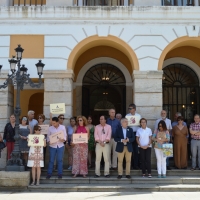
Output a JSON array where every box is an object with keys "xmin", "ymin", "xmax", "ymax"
[{"xmin": 0, "ymin": 3, "xmax": 200, "ymax": 168}]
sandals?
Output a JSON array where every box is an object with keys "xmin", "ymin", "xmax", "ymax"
[
  {"xmin": 142, "ymin": 174, "xmax": 145, "ymax": 178},
  {"xmin": 36, "ymin": 181, "xmax": 40, "ymax": 186},
  {"xmin": 72, "ymin": 174, "xmax": 77, "ymax": 178},
  {"xmin": 83, "ymin": 175, "xmax": 87, "ymax": 178},
  {"xmin": 30, "ymin": 181, "xmax": 35, "ymax": 186}
]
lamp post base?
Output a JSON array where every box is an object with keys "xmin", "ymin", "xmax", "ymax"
[{"xmin": 5, "ymin": 165, "xmax": 25, "ymax": 172}]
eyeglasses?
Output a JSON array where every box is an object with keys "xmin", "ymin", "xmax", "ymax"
[
  {"xmin": 38, "ymin": 117, "xmax": 42, "ymax": 119},
  {"xmin": 37, "ymin": 129, "xmax": 41, "ymax": 131},
  {"xmin": 102, "ymin": 128, "xmax": 105, "ymax": 134},
  {"xmin": 59, "ymin": 118, "xmax": 65, "ymax": 120},
  {"xmin": 78, "ymin": 119, "xmax": 83, "ymax": 122},
  {"xmin": 128, "ymin": 107, "xmax": 133, "ymax": 110}
]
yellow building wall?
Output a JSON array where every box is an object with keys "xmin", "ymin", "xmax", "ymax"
[
  {"xmin": 14, "ymin": 89, "xmax": 44, "ymax": 119},
  {"xmin": 10, "ymin": 35, "xmax": 44, "ymax": 59},
  {"xmin": 74, "ymin": 46, "xmax": 132, "ymax": 81},
  {"xmin": 165, "ymin": 46, "xmax": 200, "ymax": 67}
]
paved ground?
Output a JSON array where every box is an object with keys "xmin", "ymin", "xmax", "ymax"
[{"xmin": 1, "ymin": 192, "xmax": 200, "ymax": 200}]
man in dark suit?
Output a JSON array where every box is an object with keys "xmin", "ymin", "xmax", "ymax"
[{"xmin": 114, "ymin": 118, "xmax": 135, "ymax": 179}]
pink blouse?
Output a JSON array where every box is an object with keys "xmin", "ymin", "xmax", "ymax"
[{"xmin": 76, "ymin": 126, "xmax": 87, "ymax": 134}]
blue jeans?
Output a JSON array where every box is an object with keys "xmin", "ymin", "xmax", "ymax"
[{"xmin": 47, "ymin": 146, "xmax": 64, "ymax": 175}]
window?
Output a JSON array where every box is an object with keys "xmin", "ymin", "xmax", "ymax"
[{"xmin": 162, "ymin": 0, "xmax": 194, "ymax": 5}]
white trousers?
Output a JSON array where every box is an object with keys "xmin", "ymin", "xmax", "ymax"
[
  {"xmin": 155, "ymin": 148, "xmax": 167, "ymax": 175},
  {"xmin": 109, "ymin": 138, "xmax": 118, "ymax": 168}
]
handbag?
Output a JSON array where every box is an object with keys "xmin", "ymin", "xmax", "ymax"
[
  {"xmin": 0, "ymin": 141, "xmax": 6, "ymax": 158},
  {"xmin": 162, "ymin": 143, "xmax": 173, "ymax": 158},
  {"xmin": 0, "ymin": 141, "xmax": 6, "ymax": 150}
]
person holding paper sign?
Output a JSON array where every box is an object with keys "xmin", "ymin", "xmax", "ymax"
[
  {"xmin": 46, "ymin": 117, "xmax": 67, "ymax": 179},
  {"xmin": 27, "ymin": 125, "xmax": 46, "ymax": 186},
  {"xmin": 72, "ymin": 116, "xmax": 89, "ymax": 178},
  {"xmin": 125, "ymin": 103, "xmax": 141, "ymax": 170}
]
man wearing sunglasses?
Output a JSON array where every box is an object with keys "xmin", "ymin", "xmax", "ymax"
[
  {"xmin": 94, "ymin": 115, "xmax": 112, "ymax": 178},
  {"xmin": 125, "ymin": 103, "xmax": 141, "ymax": 170}
]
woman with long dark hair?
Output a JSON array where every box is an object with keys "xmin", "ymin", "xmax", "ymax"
[{"xmin": 152, "ymin": 120, "xmax": 170, "ymax": 178}]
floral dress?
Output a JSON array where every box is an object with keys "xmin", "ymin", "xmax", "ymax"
[
  {"xmin": 72, "ymin": 126, "xmax": 88, "ymax": 175},
  {"xmin": 88, "ymin": 126, "xmax": 95, "ymax": 151}
]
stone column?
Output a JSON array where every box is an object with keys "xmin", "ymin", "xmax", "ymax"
[
  {"xmin": 43, "ymin": 70, "xmax": 74, "ymax": 168},
  {"xmin": 0, "ymin": 70, "xmax": 14, "ymax": 169},
  {"xmin": 133, "ymin": 70, "xmax": 163, "ymax": 168},
  {"xmin": 43, "ymin": 70, "xmax": 74, "ymax": 126}
]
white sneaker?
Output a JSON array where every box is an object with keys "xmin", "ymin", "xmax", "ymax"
[{"xmin": 68, "ymin": 166, "xmax": 72, "ymax": 170}]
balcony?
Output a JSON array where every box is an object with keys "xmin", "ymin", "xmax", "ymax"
[{"xmin": 0, "ymin": 0, "xmax": 199, "ymax": 6}]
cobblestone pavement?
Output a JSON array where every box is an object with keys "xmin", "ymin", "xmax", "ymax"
[{"xmin": 1, "ymin": 192, "xmax": 200, "ymax": 200}]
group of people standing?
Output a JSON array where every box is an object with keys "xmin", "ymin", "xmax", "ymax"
[{"xmin": 1, "ymin": 103, "xmax": 200, "ymax": 185}]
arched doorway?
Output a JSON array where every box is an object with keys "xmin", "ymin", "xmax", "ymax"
[
  {"xmin": 82, "ymin": 63, "xmax": 126, "ymax": 124},
  {"xmin": 163, "ymin": 64, "xmax": 200, "ymax": 124},
  {"xmin": 28, "ymin": 93, "xmax": 44, "ymax": 118}
]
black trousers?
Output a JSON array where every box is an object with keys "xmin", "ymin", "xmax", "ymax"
[{"xmin": 139, "ymin": 147, "xmax": 151, "ymax": 174}]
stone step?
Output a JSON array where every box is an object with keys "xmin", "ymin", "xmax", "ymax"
[
  {"xmin": 39, "ymin": 176, "xmax": 200, "ymax": 185},
  {"xmin": 28, "ymin": 183, "xmax": 200, "ymax": 192},
  {"xmin": 41, "ymin": 169, "xmax": 200, "ymax": 176}
]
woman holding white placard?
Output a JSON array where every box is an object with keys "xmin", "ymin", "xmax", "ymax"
[
  {"xmin": 27, "ymin": 125, "xmax": 46, "ymax": 186},
  {"xmin": 72, "ymin": 116, "xmax": 90, "ymax": 178}
]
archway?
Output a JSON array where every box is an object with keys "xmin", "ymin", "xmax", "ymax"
[
  {"xmin": 163, "ymin": 63, "xmax": 200, "ymax": 124},
  {"xmin": 28, "ymin": 93, "xmax": 44, "ymax": 118},
  {"xmin": 82, "ymin": 63, "xmax": 126, "ymax": 124},
  {"xmin": 68, "ymin": 35, "xmax": 139, "ymax": 73}
]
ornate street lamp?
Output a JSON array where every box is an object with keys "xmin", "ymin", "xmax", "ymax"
[{"xmin": 0, "ymin": 45, "xmax": 45, "ymax": 171}]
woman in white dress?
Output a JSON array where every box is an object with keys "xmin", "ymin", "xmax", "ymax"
[{"xmin": 27, "ymin": 125, "xmax": 46, "ymax": 186}]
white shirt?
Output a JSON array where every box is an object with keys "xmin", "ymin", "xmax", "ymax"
[
  {"xmin": 154, "ymin": 118, "xmax": 172, "ymax": 132},
  {"xmin": 136, "ymin": 127, "xmax": 152, "ymax": 147},
  {"xmin": 121, "ymin": 127, "xmax": 127, "ymax": 145},
  {"xmin": 125, "ymin": 112, "xmax": 141, "ymax": 132},
  {"xmin": 122, "ymin": 127, "xmax": 127, "ymax": 139}
]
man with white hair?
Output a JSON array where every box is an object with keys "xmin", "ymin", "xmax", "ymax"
[
  {"xmin": 27, "ymin": 110, "xmax": 38, "ymax": 132},
  {"xmin": 154, "ymin": 110, "xmax": 172, "ymax": 170}
]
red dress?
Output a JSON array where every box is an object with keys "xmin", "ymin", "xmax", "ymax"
[{"xmin": 72, "ymin": 126, "xmax": 88, "ymax": 175}]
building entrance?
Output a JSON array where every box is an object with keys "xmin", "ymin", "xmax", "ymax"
[
  {"xmin": 163, "ymin": 63, "xmax": 200, "ymax": 125},
  {"xmin": 82, "ymin": 63, "xmax": 126, "ymax": 124}
]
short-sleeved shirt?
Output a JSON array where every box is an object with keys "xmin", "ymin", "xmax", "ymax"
[
  {"xmin": 125, "ymin": 113, "xmax": 141, "ymax": 133},
  {"xmin": 136, "ymin": 127, "xmax": 152, "ymax": 147},
  {"xmin": 28, "ymin": 119, "xmax": 38, "ymax": 132},
  {"xmin": 154, "ymin": 118, "xmax": 172, "ymax": 132},
  {"xmin": 106, "ymin": 118, "xmax": 121, "ymax": 138},
  {"xmin": 190, "ymin": 122, "xmax": 200, "ymax": 140},
  {"xmin": 152, "ymin": 130, "xmax": 170, "ymax": 149}
]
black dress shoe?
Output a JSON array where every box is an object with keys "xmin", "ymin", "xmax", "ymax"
[
  {"xmin": 105, "ymin": 175, "xmax": 110, "ymax": 178},
  {"xmin": 58, "ymin": 175, "xmax": 62, "ymax": 179},
  {"xmin": 167, "ymin": 166, "xmax": 171, "ymax": 170},
  {"xmin": 94, "ymin": 174, "xmax": 100, "ymax": 178},
  {"xmin": 117, "ymin": 175, "xmax": 122, "ymax": 179},
  {"xmin": 46, "ymin": 174, "xmax": 51, "ymax": 179},
  {"xmin": 126, "ymin": 175, "xmax": 131, "ymax": 179}
]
